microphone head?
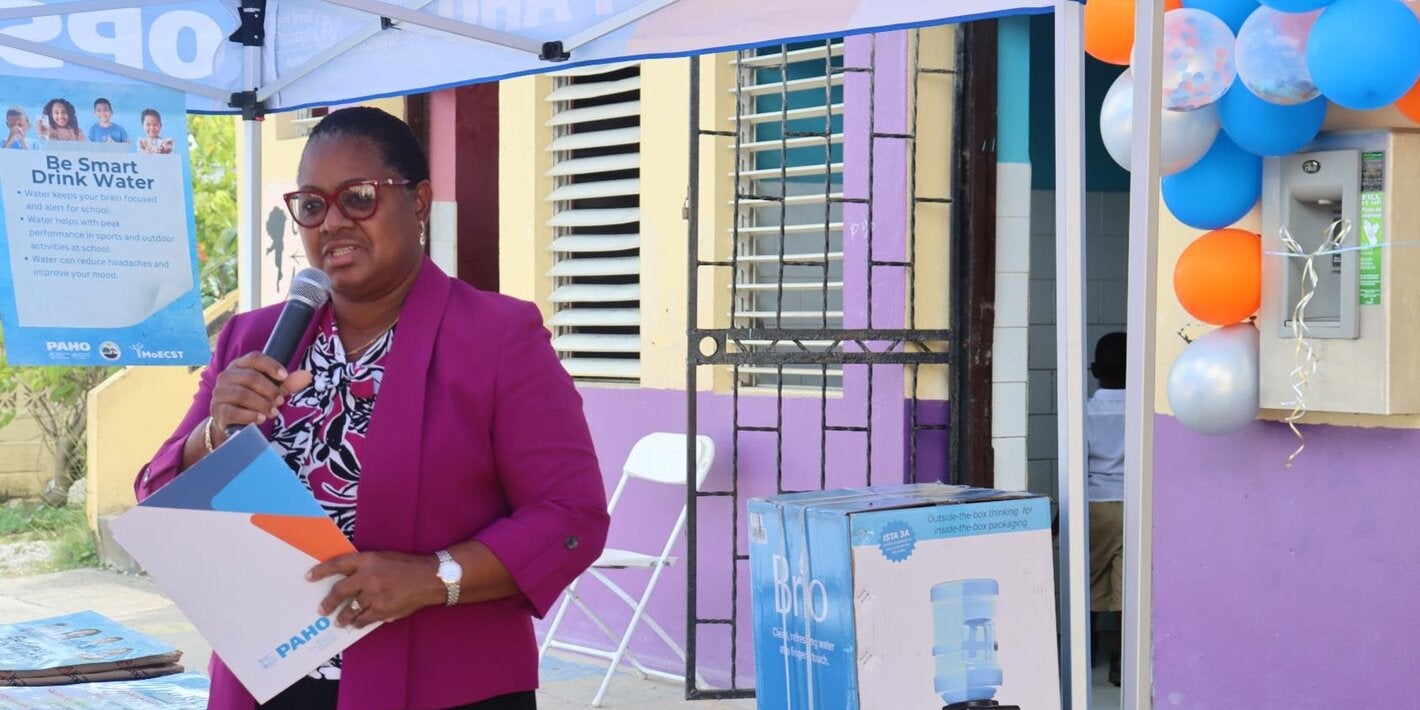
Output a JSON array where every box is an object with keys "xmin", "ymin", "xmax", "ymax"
[{"xmin": 288, "ymin": 268, "xmax": 332, "ymax": 309}]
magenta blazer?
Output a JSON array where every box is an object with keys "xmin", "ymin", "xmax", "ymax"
[{"xmin": 137, "ymin": 258, "xmax": 610, "ymax": 709}]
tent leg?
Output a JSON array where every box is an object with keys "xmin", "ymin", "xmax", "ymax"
[
  {"xmin": 1124, "ymin": 2, "xmax": 1164, "ymax": 709},
  {"xmin": 239, "ymin": 117, "xmax": 262, "ymax": 312},
  {"xmin": 238, "ymin": 45, "xmax": 263, "ymax": 313},
  {"xmin": 1053, "ymin": 1, "xmax": 1089, "ymax": 708}
]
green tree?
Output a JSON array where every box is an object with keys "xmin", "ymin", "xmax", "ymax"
[
  {"xmin": 189, "ymin": 114, "xmax": 239, "ymax": 306},
  {"xmin": 0, "ymin": 115, "xmax": 237, "ymax": 505},
  {"xmin": 0, "ymin": 334, "xmax": 109, "ymax": 505}
]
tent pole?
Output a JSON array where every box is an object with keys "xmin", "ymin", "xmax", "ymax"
[
  {"xmin": 1124, "ymin": 1, "xmax": 1163, "ymax": 708},
  {"xmin": 1053, "ymin": 1, "xmax": 1088, "ymax": 708},
  {"xmin": 238, "ymin": 40, "xmax": 263, "ymax": 312}
]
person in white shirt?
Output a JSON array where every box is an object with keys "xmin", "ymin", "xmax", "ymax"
[{"xmin": 1086, "ymin": 331, "xmax": 1126, "ymax": 686}]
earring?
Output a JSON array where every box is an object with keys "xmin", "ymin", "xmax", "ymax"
[{"xmin": 418, "ymin": 219, "xmax": 427, "ymax": 246}]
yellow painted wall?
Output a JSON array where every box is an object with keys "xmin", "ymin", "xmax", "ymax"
[
  {"xmin": 0, "ymin": 413, "xmax": 49, "ymax": 498},
  {"xmin": 1153, "ymin": 104, "xmax": 1420, "ymax": 429},
  {"xmin": 638, "ymin": 59, "xmax": 692, "ymax": 389},
  {"xmin": 692, "ymin": 52, "xmax": 741, "ymax": 394},
  {"xmin": 497, "ymin": 75, "xmax": 556, "ymax": 310},
  {"xmin": 85, "ymin": 366, "xmax": 201, "ymax": 527},
  {"xmin": 908, "ymin": 26, "xmax": 956, "ymax": 401}
]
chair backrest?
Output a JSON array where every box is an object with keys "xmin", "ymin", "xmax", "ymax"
[
  {"xmin": 606, "ymin": 433, "xmax": 715, "ymax": 550},
  {"xmin": 622, "ymin": 432, "xmax": 715, "ymax": 491}
]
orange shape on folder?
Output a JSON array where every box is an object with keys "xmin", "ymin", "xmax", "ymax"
[{"xmin": 249, "ymin": 514, "xmax": 356, "ymax": 562}]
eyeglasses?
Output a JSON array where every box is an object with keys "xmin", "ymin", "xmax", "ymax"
[{"xmin": 283, "ymin": 178, "xmax": 412, "ymax": 228}]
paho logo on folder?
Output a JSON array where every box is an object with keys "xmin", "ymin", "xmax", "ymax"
[{"xmin": 110, "ymin": 426, "xmax": 379, "ymax": 703}]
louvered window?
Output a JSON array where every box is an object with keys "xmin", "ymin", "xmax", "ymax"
[
  {"xmin": 733, "ymin": 41, "xmax": 846, "ymax": 389},
  {"xmin": 545, "ymin": 62, "xmax": 642, "ymax": 381}
]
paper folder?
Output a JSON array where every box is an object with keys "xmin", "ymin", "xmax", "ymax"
[{"xmin": 110, "ymin": 426, "xmax": 379, "ymax": 703}]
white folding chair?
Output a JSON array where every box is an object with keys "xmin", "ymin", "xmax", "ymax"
[{"xmin": 539, "ymin": 432, "xmax": 715, "ymax": 707}]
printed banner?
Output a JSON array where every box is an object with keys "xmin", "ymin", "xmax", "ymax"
[{"xmin": 0, "ymin": 75, "xmax": 210, "ymax": 366}]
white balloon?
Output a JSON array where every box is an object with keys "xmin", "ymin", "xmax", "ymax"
[
  {"xmin": 1100, "ymin": 69, "xmax": 1222, "ymax": 176},
  {"xmin": 1167, "ymin": 323, "xmax": 1260, "ymax": 436}
]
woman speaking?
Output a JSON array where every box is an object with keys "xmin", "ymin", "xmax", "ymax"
[{"xmin": 137, "ymin": 107, "xmax": 609, "ymax": 710}]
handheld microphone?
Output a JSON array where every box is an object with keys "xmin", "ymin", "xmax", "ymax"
[{"xmin": 226, "ymin": 267, "xmax": 331, "ymax": 438}]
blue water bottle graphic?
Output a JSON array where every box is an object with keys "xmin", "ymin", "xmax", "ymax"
[{"xmin": 931, "ymin": 579, "xmax": 1020, "ymax": 709}]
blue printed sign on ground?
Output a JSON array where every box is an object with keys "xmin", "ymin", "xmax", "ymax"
[{"xmin": 0, "ymin": 75, "xmax": 209, "ymax": 366}]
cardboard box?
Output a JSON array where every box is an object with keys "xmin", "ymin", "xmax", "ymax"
[{"xmin": 749, "ymin": 483, "xmax": 1060, "ymax": 710}]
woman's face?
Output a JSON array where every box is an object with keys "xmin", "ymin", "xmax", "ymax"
[
  {"xmin": 50, "ymin": 103, "xmax": 69, "ymax": 127},
  {"xmin": 295, "ymin": 134, "xmax": 429, "ymax": 302}
]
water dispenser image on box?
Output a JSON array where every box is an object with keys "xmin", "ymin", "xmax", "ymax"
[
  {"xmin": 749, "ymin": 483, "xmax": 1059, "ymax": 710},
  {"xmin": 931, "ymin": 579, "xmax": 1020, "ymax": 710}
]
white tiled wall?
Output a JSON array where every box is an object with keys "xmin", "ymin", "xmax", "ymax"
[
  {"xmin": 993, "ymin": 163, "xmax": 1033, "ymax": 491},
  {"xmin": 1025, "ymin": 190, "xmax": 1130, "ymax": 498}
]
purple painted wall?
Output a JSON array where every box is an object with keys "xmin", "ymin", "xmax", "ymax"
[
  {"xmin": 842, "ymin": 33, "xmax": 911, "ymax": 486},
  {"xmin": 1152, "ymin": 414, "xmax": 1420, "ymax": 707}
]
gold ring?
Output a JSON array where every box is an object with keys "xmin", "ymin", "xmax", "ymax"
[{"xmin": 349, "ymin": 599, "xmax": 363, "ymax": 613}]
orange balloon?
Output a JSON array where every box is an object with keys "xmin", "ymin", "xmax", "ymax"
[
  {"xmin": 1174, "ymin": 228, "xmax": 1261, "ymax": 326},
  {"xmin": 1085, "ymin": 0, "xmax": 1184, "ymax": 66},
  {"xmin": 1398, "ymin": 79, "xmax": 1420, "ymax": 125}
]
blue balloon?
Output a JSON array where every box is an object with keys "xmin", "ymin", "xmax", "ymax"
[
  {"xmin": 1163, "ymin": 134, "xmax": 1262, "ymax": 230},
  {"xmin": 1183, "ymin": 0, "xmax": 1262, "ymax": 33},
  {"xmin": 1217, "ymin": 86, "xmax": 1327, "ymax": 156},
  {"xmin": 1307, "ymin": 0, "xmax": 1420, "ymax": 110},
  {"xmin": 1257, "ymin": 0, "xmax": 1332, "ymax": 10}
]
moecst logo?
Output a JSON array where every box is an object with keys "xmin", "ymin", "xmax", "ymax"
[{"xmin": 129, "ymin": 343, "xmax": 184, "ymax": 360}]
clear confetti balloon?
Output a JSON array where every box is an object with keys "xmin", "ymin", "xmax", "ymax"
[
  {"xmin": 1100, "ymin": 69, "xmax": 1221, "ymax": 174},
  {"xmin": 1235, "ymin": 6, "xmax": 1321, "ymax": 105},
  {"xmin": 1163, "ymin": 8, "xmax": 1239, "ymax": 110}
]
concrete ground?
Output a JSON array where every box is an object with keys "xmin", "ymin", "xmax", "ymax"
[
  {"xmin": 0, "ymin": 568, "xmax": 752, "ymax": 709},
  {"xmin": 0, "ymin": 568, "xmax": 1119, "ymax": 708}
]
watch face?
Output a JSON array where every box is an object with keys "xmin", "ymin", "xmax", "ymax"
[{"xmin": 438, "ymin": 560, "xmax": 461, "ymax": 583}]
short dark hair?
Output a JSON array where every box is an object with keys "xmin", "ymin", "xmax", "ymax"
[
  {"xmin": 94, "ymin": 97, "xmax": 111, "ymax": 110},
  {"xmin": 140, "ymin": 108, "xmax": 161, "ymax": 122},
  {"xmin": 1093, "ymin": 331, "xmax": 1126, "ymax": 378},
  {"xmin": 306, "ymin": 106, "xmax": 429, "ymax": 184}
]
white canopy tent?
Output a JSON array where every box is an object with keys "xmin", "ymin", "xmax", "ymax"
[{"xmin": 0, "ymin": 0, "xmax": 1168, "ymax": 705}]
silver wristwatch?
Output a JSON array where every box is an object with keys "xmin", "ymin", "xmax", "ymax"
[{"xmin": 435, "ymin": 549, "xmax": 461, "ymax": 607}]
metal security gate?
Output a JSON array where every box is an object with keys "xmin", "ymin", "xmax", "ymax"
[{"xmin": 682, "ymin": 24, "xmax": 999, "ymax": 699}]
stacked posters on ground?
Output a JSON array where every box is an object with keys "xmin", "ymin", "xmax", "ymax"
[
  {"xmin": 0, "ymin": 670, "xmax": 208, "ymax": 708},
  {"xmin": 109, "ymin": 426, "xmax": 378, "ymax": 703},
  {"xmin": 0, "ymin": 611, "xmax": 182, "ymax": 687}
]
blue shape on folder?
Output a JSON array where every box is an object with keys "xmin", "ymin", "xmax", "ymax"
[{"xmin": 208, "ymin": 443, "xmax": 326, "ymax": 518}]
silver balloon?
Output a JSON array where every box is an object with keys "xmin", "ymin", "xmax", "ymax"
[
  {"xmin": 1167, "ymin": 323, "xmax": 1259, "ymax": 435},
  {"xmin": 1100, "ymin": 69, "xmax": 1221, "ymax": 176}
]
